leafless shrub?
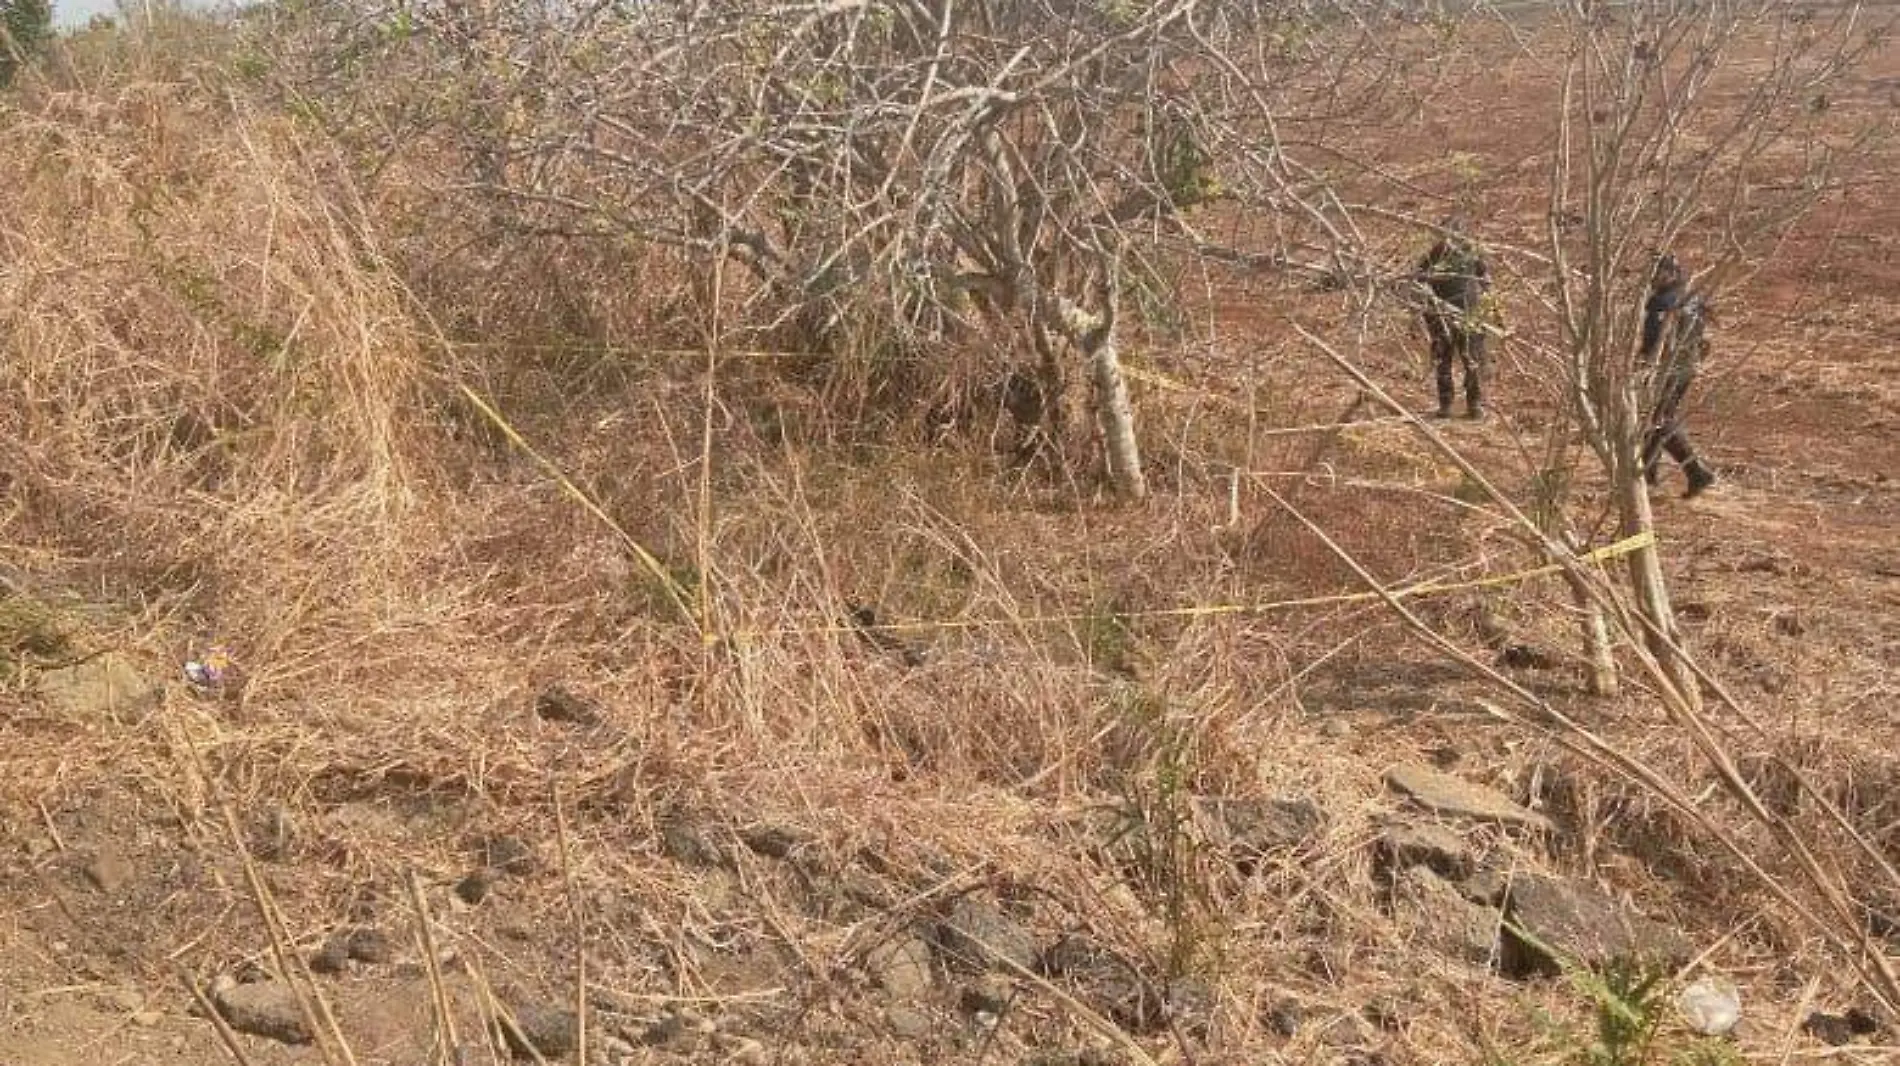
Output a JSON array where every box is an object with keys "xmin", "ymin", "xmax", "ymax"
[{"xmin": 246, "ymin": 0, "xmax": 1446, "ymax": 497}]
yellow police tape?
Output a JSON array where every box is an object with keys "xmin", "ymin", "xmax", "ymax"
[
  {"xmin": 716, "ymin": 529, "xmax": 1656, "ymax": 643},
  {"xmin": 456, "ymin": 363, "xmax": 1648, "ymax": 650}
]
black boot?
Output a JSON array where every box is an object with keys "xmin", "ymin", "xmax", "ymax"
[{"xmin": 1683, "ymin": 460, "xmax": 1717, "ymax": 499}]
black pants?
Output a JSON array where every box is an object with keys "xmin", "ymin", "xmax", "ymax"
[
  {"xmin": 1426, "ymin": 313, "xmax": 1485, "ymax": 411},
  {"xmin": 1641, "ymin": 368, "xmax": 1700, "ymax": 477}
]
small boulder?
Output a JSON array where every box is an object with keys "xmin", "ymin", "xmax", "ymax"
[
  {"xmin": 1392, "ymin": 865, "xmax": 1498, "ymax": 965},
  {"xmin": 935, "ymin": 896, "xmax": 1038, "ymax": 974},
  {"xmin": 1501, "ymin": 873, "xmax": 1691, "ymax": 977},
  {"xmin": 534, "ymin": 684, "xmax": 601, "ymax": 727},
  {"xmin": 739, "ymin": 824, "xmax": 811, "ymax": 860},
  {"xmin": 864, "ymin": 935, "xmax": 935, "ymax": 998},
  {"xmin": 501, "ymin": 1002, "xmax": 579, "ymax": 1059},
  {"xmin": 642, "ymin": 1008, "xmax": 716, "ymax": 1053},
  {"xmin": 1459, "ymin": 862, "xmax": 1511, "ymax": 906},
  {"xmin": 310, "ymin": 936, "xmax": 352, "ymax": 975},
  {"xmin": 1106, "ymin": 976, "xmax": 1210, "ymax": 1036},
  {"xmin": 479, "ymin": 834, "xmax": 539, "ymax": 876},
  {"xmin": 1194, "ymin": 795, "xmax": 1323, "ymax": 871},
  {"xmin": 885, "ymin": 1005, "xmax": 932, "ymax": 1039},
  {"xmin": 1386, "ymin": 763, "xmax": 1553, "ymax": 831},
  {"xmin": 37, "ymin": 654, "xmax": 158, "ymax": 724},
  {"xmin": 1264, "ymin": 997, "xmax": 1303, "ymax": 1037},
  {"xmin": 657, "ymin": 808, "xmax": 729, "ymax": 868},
  {"xmin": 1374, "ymin": 821, "xmax": 1472, "ymax": 881},
  {"xmin": 312, "ymin": 926, "xmax": 397, "ymax": 974},
  {"xmin": 345, "ymin": 926, "xmax": 395, "ymax": 965},
  {"xmin": 1803, "ymin": 1008, "xmax": 1880, "ymax": 1047},
  {"xmin": 212, "ymin": 979, "xmax": 313, "ymax": 1045},
  {"xmin": 960, "ymin": 974, "xmax": 1014, "ymax": 1016},
  {"xmin": 455, "ymin": 868, "xmax": 497, "ymax": 905},
  {"xmin": 1036, "ymin": 935, "xmax": 1206, "ymax": 1037}
]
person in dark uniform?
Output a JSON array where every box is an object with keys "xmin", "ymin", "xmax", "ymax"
[
  {"xmin": 1415, "ymin": 216, "xmax": 1492, "ymax": 420},
  {"xmin": 1638, "ymin": 253, "xmax": 1717, "ymax": 498}
]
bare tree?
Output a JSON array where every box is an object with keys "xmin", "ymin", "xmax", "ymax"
[
  {"xmin": 1530, "ymin": 0, "xmax": 1888, "ymax": 704},
  {"xmin": 256, "ymin": 0, "xmax": 1437, "ymax": 500}
]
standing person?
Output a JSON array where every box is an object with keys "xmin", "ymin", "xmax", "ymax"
[
  {"xmin": 1638, "ymin": 253, "xmax": 1717, "ymax": 498},
  {"xmin": 1415, "ymin": 216, "xmax": 1492, "ymax": 420}
]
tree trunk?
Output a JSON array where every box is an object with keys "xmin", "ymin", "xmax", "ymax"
[
  {"xmin": 1562, "ymin": 566, "xmax": 1619, "ymax": 698},
  {"xmin": 1615, "ymin": 389, "xmax": 1699, "ymax": 709},
  {"xmin": 1057, "ymin": 297, "xmax": 1146, "ymax": 501},
  {"xmin": 1087, "ymin": 330, "xmax": 1146, "ymax": 502}
]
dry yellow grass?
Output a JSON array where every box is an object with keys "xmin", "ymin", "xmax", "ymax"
[{"xmin": 0, "ymin": 12, "xmax": 1897, "ymax": 1066}]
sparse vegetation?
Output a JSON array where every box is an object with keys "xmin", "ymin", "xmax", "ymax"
[
  {"xmin": 0, "ymin": 0, "xmax": 50, "ymax": 86},
  {"xmin": 1, "ymin": 1, "xmax": 1898, "ymax": 1064}
]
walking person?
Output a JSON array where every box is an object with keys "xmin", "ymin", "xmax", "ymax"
[
  {"xmin": 1638, "ymin": 253, "xmax": 1717, "ymax": 498},
  {"xmin": 1415, "ymin": 216, "xmax": 1492, "ymax": 420}
]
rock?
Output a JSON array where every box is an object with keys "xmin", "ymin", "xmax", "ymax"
[
  {"xmin": 481, "ymin": 834, "xmax": 539, "ymax": 876},
  {"xmin": 247, "ymin": 804, "xmax": 296, "ymax": 861},
  {"xmin": 1500, "ymin": 873, "xmax": 1691, "ymax": 978},
  {"xmin": 1038, "ymin": 933, "xmax": 1107, "ymax": 977},
  {"xmin": 1678, "ymin": 976, "xmax": 1741, "ymax": 1037},
  {"xmin": 739, "ymin": 824, "xmax": 811, "ymax": 860},
  {"xmin": 1803, "ymin": 1008, "xmax": 1880, "ymax": 1046},
  {"xmin": 1265, "ymin": 997, "xmax": 1303, "ymax": 1036},
  {"xmin": 642, "ymin": 1008, "xmax": 715, "ymax": 1053},
  {"xmin": 658, "ymin": 809, "xmax": 728, "ymax": 868},
  {"xmin": 1374, "ymin": 821, "xmax": 1472, "ymax": 881},
  {"xmin": 1499, "ymin": 642, "xmax": 1559, "ymax": 670},
  {"xmin": 865, "ymin": 935, "xmax": 935, "ymax": 998},
  {"xmin": 313, "ymin": 926, "xmax": 396, "ymax": 974},
  {"xmin": 935, "ymin": 896, "xmax": 1038, "ymax": 974},
  {"xmin": 346, "ymin": 926, "xmax": 396, "ymax": 965},
  {"xmin": 1039, "ymin": 936, "xmax": 1204, "ymax": 1037},
  {"xmin": 1194, "ymin": 795, "xmax": 1323, "ymax": 870},
  {"xmin": 1316, "ymin": 1010, "xmax": 1376, "ymax": 1049},
  {"xmin": 37, "ymin": 654, "xmax": 158, "ymax": 723},
  {"xmin": 837, "ymin": 869, "xmax": 895, "ymax": 909},
  {"xmin": 1362, "ymin": 995, "xmax": 1407, "ymax": 1031},
  {"xmin": 1385, "ymin": 763, "xmax": 1553, "ymax": 831},
  {"xmin": 535, "ymin": 684, "xmax": 602, "ymax": 727},
  {"xmin": 1459, "ymin": 862, "xmax": 1510, "ymax": 906},
  {"xmin": 455, "ymin": 868, "xmax": 497, "ymax": 905},
  {"xmin": 960, "ymin": 974, "xmax": 1014, "ymax": 1016},
  {"xmin": 716, "ymin": 1034, "xmax": 768, "ymax": 1065},
  {"xmin": 82, "ymin": 847, "xmax": 132, "ymax": 895},
  {"xmin": 213, "ymin": 979, "xmax": 313, "ymax": 1045},
  {"xmin": 310, "ymin": 936, "xmax": 352, "ymax": 975},
  {"xmin": 885, "ymin": 1005, "xmax": 932, "ymax": 1039},
  {"xmin": 501, "ymin": 1003, "xmax": 579, "ymax": 1059},
  {"xmin": 1393, "ymin": 865, "xmax": 1498, "ymax": 965},
  {"xmin": 1105, "ymin": 977, "xmax": 1210, "ymax": 1036}
]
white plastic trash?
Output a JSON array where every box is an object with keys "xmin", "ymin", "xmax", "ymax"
[{"xmin": 1678, "ymin": 975, "xmax": 1742, "ymax": 1037}]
